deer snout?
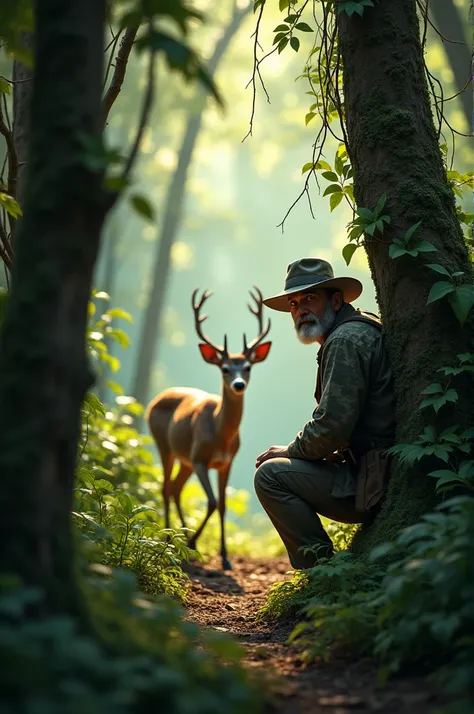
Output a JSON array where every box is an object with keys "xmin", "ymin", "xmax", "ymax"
[{"xmin": 231, "ymin": 378, "xmax": 246, "ymax": 394}]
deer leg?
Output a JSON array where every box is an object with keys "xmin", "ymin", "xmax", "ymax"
[
  {"xmin": 218, "ymin": 465, "xmax": 232, "ymax": 571},
  {"xmin": 171, "ymin": 462, "xmax": 193, "ymax": 528},
  {"xmin": 187, "ymin": 462, "xmax": 217, "ymax": 551},
  {"xmin": 160, "ymin": 452, "xmax": 174, "ymax": 529}
]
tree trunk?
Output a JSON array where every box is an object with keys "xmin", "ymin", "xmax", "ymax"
[
  {"xmin": 131, "ymin": 3, "xmax": 251, "ymax": 408},
  {"xmin": 0, "ymin": 0, "xmax": 106, "ymax": 616},
  {"xmin": 337, "ymin": 0, "xmax": 474, "ymax": 552}
]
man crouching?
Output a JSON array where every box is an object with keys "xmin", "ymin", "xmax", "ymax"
[{"xmin": 254, "ymin": 257, "xmax": 396, "ymax": 569}]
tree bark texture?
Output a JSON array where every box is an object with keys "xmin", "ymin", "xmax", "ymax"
[
  {"xmin": 0, "ymin": 0, "xmax": 106, "ymax": 615},
  {"xmin": 131, "ymin": 3, "xmax": 252, "ymax": 408},
  {"xmin": 337, "ymin": 0, "xmax": 474, "ymax": 552}
]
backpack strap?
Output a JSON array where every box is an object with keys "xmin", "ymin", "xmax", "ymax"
[{"xmin": 332, "ymin": 309, "xmax": 383, "ymax": 332}]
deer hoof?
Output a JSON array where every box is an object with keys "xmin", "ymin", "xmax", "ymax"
[{"xmin": 222, "ymin": 557, "xmax": 232, "ymax": 571}]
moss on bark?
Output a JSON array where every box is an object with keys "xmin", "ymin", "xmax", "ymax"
[{"xmin": 337, "ymin": 0, "xmax": 474, "ymax": 553}]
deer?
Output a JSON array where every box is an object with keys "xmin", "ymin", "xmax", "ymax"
[{"xmin": 146, "ymin": 287, "xmax": 271, "ymax": 570}]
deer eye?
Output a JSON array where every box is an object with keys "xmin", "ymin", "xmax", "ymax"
[
  {"xmin": 221, "ymin": 365, "xmax": 230, "ymax": 374},
  {"xmin": 243, "ymin": 365, "xmax": 250, "ymax": 372}
]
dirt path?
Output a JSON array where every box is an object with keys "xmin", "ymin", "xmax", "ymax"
[{"xmin": 184, "ymin": 556, "xmax": 446, "ymax": 714}]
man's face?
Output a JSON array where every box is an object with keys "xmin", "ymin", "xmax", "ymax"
[{"xmin": 288, "ymin": 289, "xmax": 342, "ymax": 344}]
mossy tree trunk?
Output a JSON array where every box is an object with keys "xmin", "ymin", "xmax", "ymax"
[
  {"xmin": 0, "ymin": 0, "xmax": 106, "ymax": 616},
  {"xmin": 337, "ymin": 0, "xmax": 474, "ymax": 551}
]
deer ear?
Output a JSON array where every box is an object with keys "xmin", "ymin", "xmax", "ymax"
[
  {"xmin": 250, "ymin": 341, "xmax": 271, "ymax": 364},
  {"xmin": 199, "ymin": 343, "xmax": 221, "ymax": 364}
]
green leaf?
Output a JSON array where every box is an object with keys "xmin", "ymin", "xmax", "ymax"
[
  {"xmin": 273, "ymin": 24, "xmax": 289, "ymax": 31},
  {"xmin": 323, "ymin": 184, "xmax": 342, "ymax": 196},
  {"xmin": 290, "ymin": 36, "xmax": 300, "ymax": 52},
  {"xmin": 305, "ymin": 112, "xmax": 316, "ymax": 125},
  {"xmin": 342, "ymin": 243, "xmax": 358, "ymax": 266},
  {"xmin": 137, "ymin": 30, "xmax": 223, "ymax": 107},
  {"xmin": 426, "ymin": 263, "xmax": 450, "ymax": 277},
  {"xmin": 458, "ymin": 460, "xmax": 474, "ymax": 480},
  {"xmin": 448, "ymin": 284, "xmax": 474, "ymax": 326},
  {"xmin": 315, "ymin": 160, "xmax": 332, "ymax": 171},
  {"xmin": 83, "ymin": 392, "xmax": 106, "ymax": 416},
  {"xmin": 278, "ymin": 37, "xmax": 289, "ymax": 53},
  {"xmin": 295, "ymin": 22, "xmax": 313, "ymax": 32},
  {"xmin": 0, "ymin": 192, "xmax": 22, "ymax": 219},
  {"xmin": 414, "ymin": 240, "xmax": 436, "ymax": 253},
  {"xmin": 420, "ymin": 383, "xmax": 443, "ymax": 396},
  {"xmin": 321, "ymin": 171, "xmax": 339, "ymax": 182},
  {"xmin": 0, "ymin": 78, "xmax": 12, "ymax": 95},
  {"xmin": 348, "ymin": 225, "xmax": 363, "ymax": 242},
  {"xmin": 279, "ymin": 0, "xmax": 290, "ymax": 10},
  {"xmin": 107, "ymin": 307, "xmax": 133, "ymax": 322},
  {"xmin": 404, "ymin": 220, "xmax": 422, "ymax": 243},
  {"xmin": 93, "ymin": 478, "xmax": 115, "ymax": 493},
  {"xmin": 428, "ymin": 469, "xmax": 459, "ymax": 482},
  {"xmin": 373, "ymin": 192, "xmax": 387, "ymax": 216},
  {"xmin": 131, "ymin": 505, "xmax": 157, "ymax": 516},
  {"xmin": 356, "ymin": 207, "xmax": 373, "ymax": 221},
  {"xmin": 364, "ymin": 222, "xmax": 377, "ymax": 236},
  {"xmin": 444, "ymin": 388, "xmax": 459, "ymax": 404},
  {"xmin": 330, "ymin": 192, "xmax": 344, "ymax": 212},
  {"xmin": 389, "ymin": 245, "xmax": 408, "ymax": 260},
  {"xmin": 334, "ymin": 154, "xmax": 344, "ymax": 176},
  {"xmin": 344, "ymin": 184, "xmax": 355, "ymax": 201},
  {"xmin": 272, "ymin": 32, "xmax": 287, "ymax": 45},
  {"xmin": 302, "ymin": 162, "xmax": 314, "ymax": 174},
  {"xmin": 130, "ymin": 195, "xmax": 155, "ymax": 222},
  {"xmin": 426, "ymin": 281, "xmax": 455, "ymax": 305},
  {"xmin": 457, "ymin": 352, "xmax": 474, "ymax": 363}
]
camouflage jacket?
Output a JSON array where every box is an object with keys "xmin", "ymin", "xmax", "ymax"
[{"xmin": 287, "ymin": 303, "xmax": 396, "ymax": 462}]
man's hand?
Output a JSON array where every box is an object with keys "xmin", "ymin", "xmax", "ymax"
[{"xmin": 255, "ymin": 445, "xmax": 289, "ymax": 469}]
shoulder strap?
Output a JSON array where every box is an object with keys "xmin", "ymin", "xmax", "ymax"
[{"xmin": 333, "ymin": 309, "xmax": 383, "ymax": 332}]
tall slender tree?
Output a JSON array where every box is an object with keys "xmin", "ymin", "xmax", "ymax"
[{"xmin": 131, "ymin": 0, "xmax": 252, "ymax": 408}]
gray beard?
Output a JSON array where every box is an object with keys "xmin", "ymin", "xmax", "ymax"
[{"xmin": 295, "ymin": 304, "xmax": 336, "ymax": 344}]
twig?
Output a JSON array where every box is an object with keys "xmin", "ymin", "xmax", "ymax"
[
  {"xmin": 121, "ymin": 35, "xmax": 156, "ymax": 183},
  {"xmin": 243, "ymin": 0, "xmax": 310, "ymax": 142},
  {"xmin": 103, "ymin": 28, "xmax": 123, "ymax": 93},
  {"xmin": 102, "ymin": 26, "xmax": 138, "ymax": 124},
  {"xmin": 0, "ymin": 75, "xmax": 31, "ymax": 85},
  {"xmin": 0, "ymin": 219, "xmax": 12, "ymax": 270},
  {"xmin": 242, "ymin": 2, "xmax": 266, "ymax": 142},
  {"xmin": 416, "ymin": 0, "xmax": 467, "ymax": 46},
  {"xmin": 0, "ymin": 99, "xmax": 18, "ymax": 201},
  {"xmin": 0, "ymin": 218, "xmax": 12, "ymax": 256}
]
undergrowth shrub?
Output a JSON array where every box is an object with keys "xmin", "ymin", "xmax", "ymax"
[
  {"xmin": 0, "ymin": 569, "xmax": 261, "ymax": 714},
  {"xmin": 261, "ymin": 496, "xmax": 474, "ymax": 707}
]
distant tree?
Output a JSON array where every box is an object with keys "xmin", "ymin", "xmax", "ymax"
[{"xmin": 131, "ymin": 0, "xmax": 252, "ymax": 409}]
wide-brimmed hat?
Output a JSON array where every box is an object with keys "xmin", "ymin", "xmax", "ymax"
[{"xmin": 263, "ymin": 257, "xmax": 363, "ymax": 312}]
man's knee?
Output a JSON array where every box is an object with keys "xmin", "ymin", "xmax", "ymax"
[{"xmin": 254, "ymin": 458, "xmax": 284, "ymax": 498}]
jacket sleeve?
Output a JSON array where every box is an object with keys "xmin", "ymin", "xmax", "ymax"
[{"xmin": 287, "ymin": 336, "xmax": 368, "ymax": 460}]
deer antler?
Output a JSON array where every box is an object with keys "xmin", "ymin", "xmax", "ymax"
[
  {"xmin": 192, "ymin": 288, "xmax": 228, "ymax": 356},
  {"xmin": 243, "ymin": 285, "xmax": 271, "ymax": 354}
]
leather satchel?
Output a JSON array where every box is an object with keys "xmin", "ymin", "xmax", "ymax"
[{"xmin": 355, "ymin": 447, "xmax": 391, "ymax": 514}]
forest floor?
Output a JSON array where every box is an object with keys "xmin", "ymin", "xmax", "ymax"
[{"xmin": 184, "ymin": 556, "xmax": 448, "ymax": 714}]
